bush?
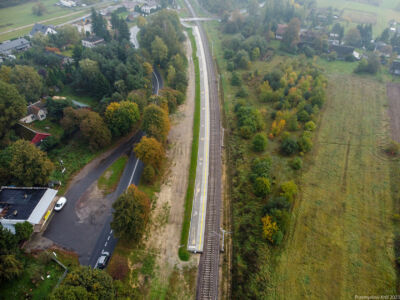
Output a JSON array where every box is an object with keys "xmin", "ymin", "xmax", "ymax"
[
  {"xmin": 281, "ymin": 137, "xmax": 299, "ymax": 155},
  {"xmin": 250, "ymin": 157, "xmax": 272, "ymax": 182},
  {"xmin": 107, "ymin": 254, "xmax": 129, "ymax": 280},
  {"xmin": 289, "ymin": 157, "xmax": 302, "ymax": 170},
  {"xmin": 14, "ymin": 221, "xmax": 33, "ymax": 243},
  {"xmin": 254, "ymin": 177, "xmax": 271, "ymax": 197},
  {"xmin": 252, "ymin": 133, "xmax": 268, "ymax": 152},
  {"xmin": 231, "ymin": 72, "xmax": 241, "ymax": 86},
  {"xmin": 142, "ymin": 165, "xmax": 156, "ymax": 184},
  {"xmin": 280, "ymin": 181, "xmax": 298, "ymax": 201},
  {"xmin": 385, "ymin": 140, "xmax": 400, "ymax": 156},
  {"xmin": 272, "ymin": 230, "xmax": 284, "ymax": 245},
  {"xmin": 304, "ymin": 121, "xmax": 316, "ymax": 131},
  {"xmin": 297, "ymin": 110, "xmax": 310, "ymax": 123},
  {"xmin": 298, "ymin": 135, "xmax": 313, "ymax": 152}
]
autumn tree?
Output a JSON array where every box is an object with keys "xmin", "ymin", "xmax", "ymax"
[
  {"xmin": 280, "ymin": 180, "xmax": 298, "ymax": 201},
  {"xmin": 80, "ymin": 110, "xmax": 112, "ymax": 151},
  {"xmin": 51, "ymin": 266, "xmax": 115, "ymax": 300},
  {"xmin": 160, "ymin": 87, "xmax": 184, "ymax": 113},
  {"xmin": 127, "ymin": 89, "xmax": 148, "ymax": 113},
  {"xmin": 134, "ymin": 136, "xmax": 165, "ymax": 171},
  {"xmin": 0, "ymin": 140, "xmax": 54, "ymax": 186},
  {"xmin": 105, "ymin": 101, "xmax": 140, "ymax": 137},
  {"xmin": 111, "ymin": 185, "xmax": 151, "ymax": 243},
  {"xmin": 142, "ymin": 104, "xmax": 170, "ymax": 143},
  {"xmin": 9, "ymin": 65, "xmax": 42, "ymax": 102},
  {"xmin": 254, "ymin": 177, "xmax": 271, "ymax": 197},
  {"xmin": 0, "ymin": 80, "xmax": 26, "ymax": 143},
  {"xmin": 261, "ymin": 215, "xmax": 278, "ymax": 243}
]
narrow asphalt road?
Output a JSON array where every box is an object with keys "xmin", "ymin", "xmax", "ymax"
[{"xmin": 44, "ymin": 132, "xmax": 143, "ymax": 265}]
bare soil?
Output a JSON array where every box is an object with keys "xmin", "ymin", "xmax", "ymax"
[
  {"xmin": 387, "ymin": 82, "xmax": 400, "ymax": 143},
  {"xmin": 145, "ymin": 33, "xmax": 198, "ymax": 284}
]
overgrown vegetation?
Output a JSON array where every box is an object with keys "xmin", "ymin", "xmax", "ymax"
[{"xmin": 98, "ymin": 155, "xmax": 128, "ymax": 195}]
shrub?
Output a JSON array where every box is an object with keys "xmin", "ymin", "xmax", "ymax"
[
  {"xmin": 254, "ymin": 177, "xmax": 271, "ymax": 197},
  {"xmin": 107, "ymin": 254, "xmax": 129, "ymax": 280},
  {"xmin": 304, "ymin": 121, "xmax": 316, "ymax": 131},
  {"xmin": 297, "ymin": 110, "xmax": 310, "ymax": 123},
  {"xmin": 250, "ymin": 157, "xmax": 272, "ymax": 182},
  {"xmin": 289, "ymin": 157, "xmax": 302, "ymax": 170},
  {"xmin": 231, "ymin": 72, "xmax": 241, "ymax": 86},
  {"xmin": 298, "ymin": 135, "xmax": 313, "ymax": 152},
  {"xmin": 142, "ymin": 165, "xmax": 156, "ymax": 184},
  {"xmin": 252, "ymin": 133, "xmax": 268, "ymax": 152},
  {"xmin": 385, "ymin": 140, "xmax": 400, "ymax": 156},
  {"xmin": 280, "ymin": 137, "xmax": 298, "ymax": 155},
  {"xmin": 280, "ymin": 181, "xmax": 298, "ymax": 201}
]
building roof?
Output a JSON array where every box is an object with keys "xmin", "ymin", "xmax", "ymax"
[
  {"xmin": 331, "ymin": 44, "xmax": 354, "ymax": 56},
  {"xmin": 276, "ymin": 24, "xmax": 288, "ymax": 36},
  {"xmin": 30, "ymin": 23, "xmax": 55, "ymax": 36},
  {"xmin": 0, "ymin": 38, "xmax": 30, "ymax": 54},
  {"xmin": 391, "ymin": 60, "xmax": 400, "ymax": 69},
  {"xmin": 28, "ymin": 105, "xmax": 41, "ymax": 116},
  {"xmin": 0, "ymin": 187, "xmax": 48, "ymax": 221},
  {"xmin": 15, "ymin": 123, "xmax": 51, "ymax": 145}
]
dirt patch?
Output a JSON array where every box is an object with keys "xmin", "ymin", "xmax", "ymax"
[
  {"xmin": 75, "ymin": 182, "xmax": 111, "ymax": 225},
  {"xmin": 145, "ymin": 32, "xmax": 199, "ymax": 281},
  {"xmin": 387, "ymin": 82, "xmax": 400, "ymax": 143}
]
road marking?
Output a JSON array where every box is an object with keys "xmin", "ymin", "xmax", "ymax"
[
  {"xmin": 128, "ymin": 159, "xmax": 140, "ymax": 186},
  {"xmin": 110, "ymin": 230, "xmax": 113, "ymax": 234},
  {"xmin": 105, "ymin": 242, "xmax": 108, "ymax": 247},
  {"xmin": 153, "ymin": 71, "xmax": 160, "ymax": 95},
  {"xmin": 107, "ymin": 236, "xmax": 110, "ymax": 241}
]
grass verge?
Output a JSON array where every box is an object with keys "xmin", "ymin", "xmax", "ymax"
[
  {"xmin": 178, "ymin": 27, "xmax": 200, "ymax": 261},
  {"xmin": 98, "ymin": 155, "xmax": 129, "ymax": 195}
]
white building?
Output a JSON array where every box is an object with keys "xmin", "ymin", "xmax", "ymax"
[
  {"xmin": 29, "ymin": 23, "xmax": 57, "ymax": 37},
  {"xmin": 82, "ymin": 36, "xmax": 105, "ymax": 48},
  {"xmin": 60, "ymin": 0, "xmax": 77, "ymax": 8}
]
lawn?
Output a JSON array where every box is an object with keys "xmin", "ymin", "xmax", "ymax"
[
  {"xmin": 1, "ymin": 254, "xmax": 63, "ymax": 300},
  {"xmin": 0, "ymin": 0, "xmax": 85, "ymax": 36},
  {"xmin": 316, "ymin": 0, "xmax": 400, "ymax": 35},
  {"xmin": 268, "ymin": 74, "xmax": 397, "ymax": 299},
  {"xmin": 31, "ymin": 118, "xmax": 64, "ymax": 139},
  {"xmin": 98, "ymin": 155, "xmax": 128, "ymax": 195},
  {"xmin": 57, "ymin": 86, "xmax": 98, "ymax": 108}
]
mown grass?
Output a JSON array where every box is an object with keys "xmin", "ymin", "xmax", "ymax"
[
  {"xmin": 268, "ymin": 74, "xmax": 397, "ymax": 299},
  {"xmin": 178, "ymin": 27, "xmax": 200, "ymax": 261},
  {"xmin": 98, "ymin": 155, "xmax": 128, "ymax": 195},
  {"xmin": 1, "ymin": 254, "xmax": 63, "ymax": 300},
  {"xmin": 316, "ymin": 0, "xmax": 400, "ymax": 35},
  {"xmin": 58, "ymin": 86, "xmax": 98, "ymax": 108},
  {"xmin": 31, "ymin": 118, "xmax": 64, "ymax": 139}
]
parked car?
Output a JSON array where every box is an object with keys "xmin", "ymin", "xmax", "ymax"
[
  {"xmin": 54, "ymin": 197, "xmax": 67, "ymax": 211},
  {"xmin": 95, "ymin": 251, "xmax": 110, "ymax": 269}
]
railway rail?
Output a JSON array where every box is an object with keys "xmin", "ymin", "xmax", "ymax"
[{"xmin": 183, "ymin": 0, "xmax": 223, "ymax": 299}]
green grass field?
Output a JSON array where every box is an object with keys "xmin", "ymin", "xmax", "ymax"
[
  {"xmin": 98, "ymin": 155, "xmax": 128, "ymax": 195},
  {"xmin": 268, "ymin": 73, "xmax": 397, "ymax": 299},
  {"xmin": 316, "ymin": 0, "xmax": 400, "ymax": 35}
]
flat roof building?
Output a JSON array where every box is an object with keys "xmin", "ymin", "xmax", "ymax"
[{"xmin": 0, "ymin": 187, "xmax": 58, "ymax": 233}]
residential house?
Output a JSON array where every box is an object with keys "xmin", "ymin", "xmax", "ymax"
[
  {"xmin": 20, "ymin": 101, "xmax": 47, "ymax": 124},
  {"xmin": 30, "ymin": 23, "xmax": 57, "ymax": 37},
  {"xmin": 375, "ymin": 41, "xmax": 392, "ymax": 58},
  {"xmin": 60, "ymin": 0, "xmax": 77, "ymax": 8},
  {"xmin": 275, "ymin": 24, "xmax": 288, "ymax": 40},
  {"xmin": 0, "ymin": 187, "xmax": 58, "ymax": 233},
  {"xmin": 328, "ymin": 33, "xmax": 340, "ymax": 46},
  {"xmin": 0, "ymin": 38, "xmax": 30, "ymax": 55},
  {"xmin": 141, "ymin": 1, "xmax": 160, "ymax": 14},
  {"xmin": 82, "ymin": 36, "xmax": 105, "ymax": 48}
]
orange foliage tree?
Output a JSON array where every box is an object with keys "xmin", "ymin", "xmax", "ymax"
[{"xmin": 134, "ymin": 136, "xmax": 165, "ymax": 171}]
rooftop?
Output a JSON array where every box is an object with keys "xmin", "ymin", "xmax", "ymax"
[
  {"xmin": 30, "ymin": 23, "xmax": 55, "ymax": 36},
  {"xmin": 0, "ymin": 187, "xmax": 47, "ymax": 220},
  {"xmin": 0, "ymin": 38, "xmax": 30, "ymax": 54}
]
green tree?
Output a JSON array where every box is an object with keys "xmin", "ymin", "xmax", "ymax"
[
  {"xmin": 254, "ymin": 177, "xmax": 271, "ymax": 197},
  {"xmin": 111, "ymin": 185, "xmax": 151, "ymax": 242},
  {"xmin": 142, "ymin": 104, "xmax": 170, "ymax": 143},
  {"xmin": 282, "ymin": 18, "xmax": 300, "ymax": 51},
  {"xmin": 14, "ymin": 221, "xmax": 33, "ymax": 243},
  {"xmin": 134, "ymin": 136, "xmax": 165, "ymax": 171},
  {"xmin": 9, "ymin": 65, "xmax": 43, "ymax": 102},
  {"xmin": 344, "ymin": 27, "xmax": 362, "ymax": 47},
  {"xmin": 0, "ymin": 80, "xmax": 26, "ymax": 142},
  {"xmin": 252, "ymin": 133, "xmax": 268, "ymax": 152},
  {"xmin": 32, "ymin": 2, "xmax": 47, "ymax": 16},
  {"xmin": 280, "ymin": 180, "xmax": 298, "ymax": 201},
  {"xmin": 0, "ymin": 254, "xmax": 23, "ymax": 282},
  {"xmin": 151, "ymin": 36, "xmax": 168, "ymax": 64},
  {"xmin": 1, "ymin": 140, "xmax": 54, "ymax": 186},
  {"xmin": 289, "ymin": 157, "xmax": 302, "ymax": 170},
  {"xmin": 298, "ymin": 133, "xmax": 313, "ymax": 152},
  {"xmin": 280, "ymin": 137, "xmax": 299, "ymax": 155},
  {"xmin": 51, "ymin": 266, "xmax": 115, "ymax": 300},
  {"xmin": 105, "ymin": 101, "xmax": 140, "ymax": 137}
]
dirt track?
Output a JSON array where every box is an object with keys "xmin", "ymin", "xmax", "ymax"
[
  {"xmin": 145, "ymin": 32, "xmax": 198, "ymax": 283},
  {"xmin": 387, "ymin": 82, "xmax": 400, "ymax": 142}
]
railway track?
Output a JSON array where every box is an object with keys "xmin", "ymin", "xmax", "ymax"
[{"xmin": 183, "ymin": 1, "xmax": 222, "ymax": 299}]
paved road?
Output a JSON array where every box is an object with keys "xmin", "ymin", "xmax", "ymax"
[
  {"xmin": 129, "ymin": 26, "xmax": 140, "ymax": 49},
  {"xmin": 44, "ymin": 132, "xmax": 144, "ymax": 265}
]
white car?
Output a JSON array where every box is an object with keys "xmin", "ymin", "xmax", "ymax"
[
  {"xmin": 95, "ymin": 251, "xmax": 110, "ymax": 269},
  {"xmin": 54, "ymin": 197, "xmax": 67, "ymax": 211}
]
